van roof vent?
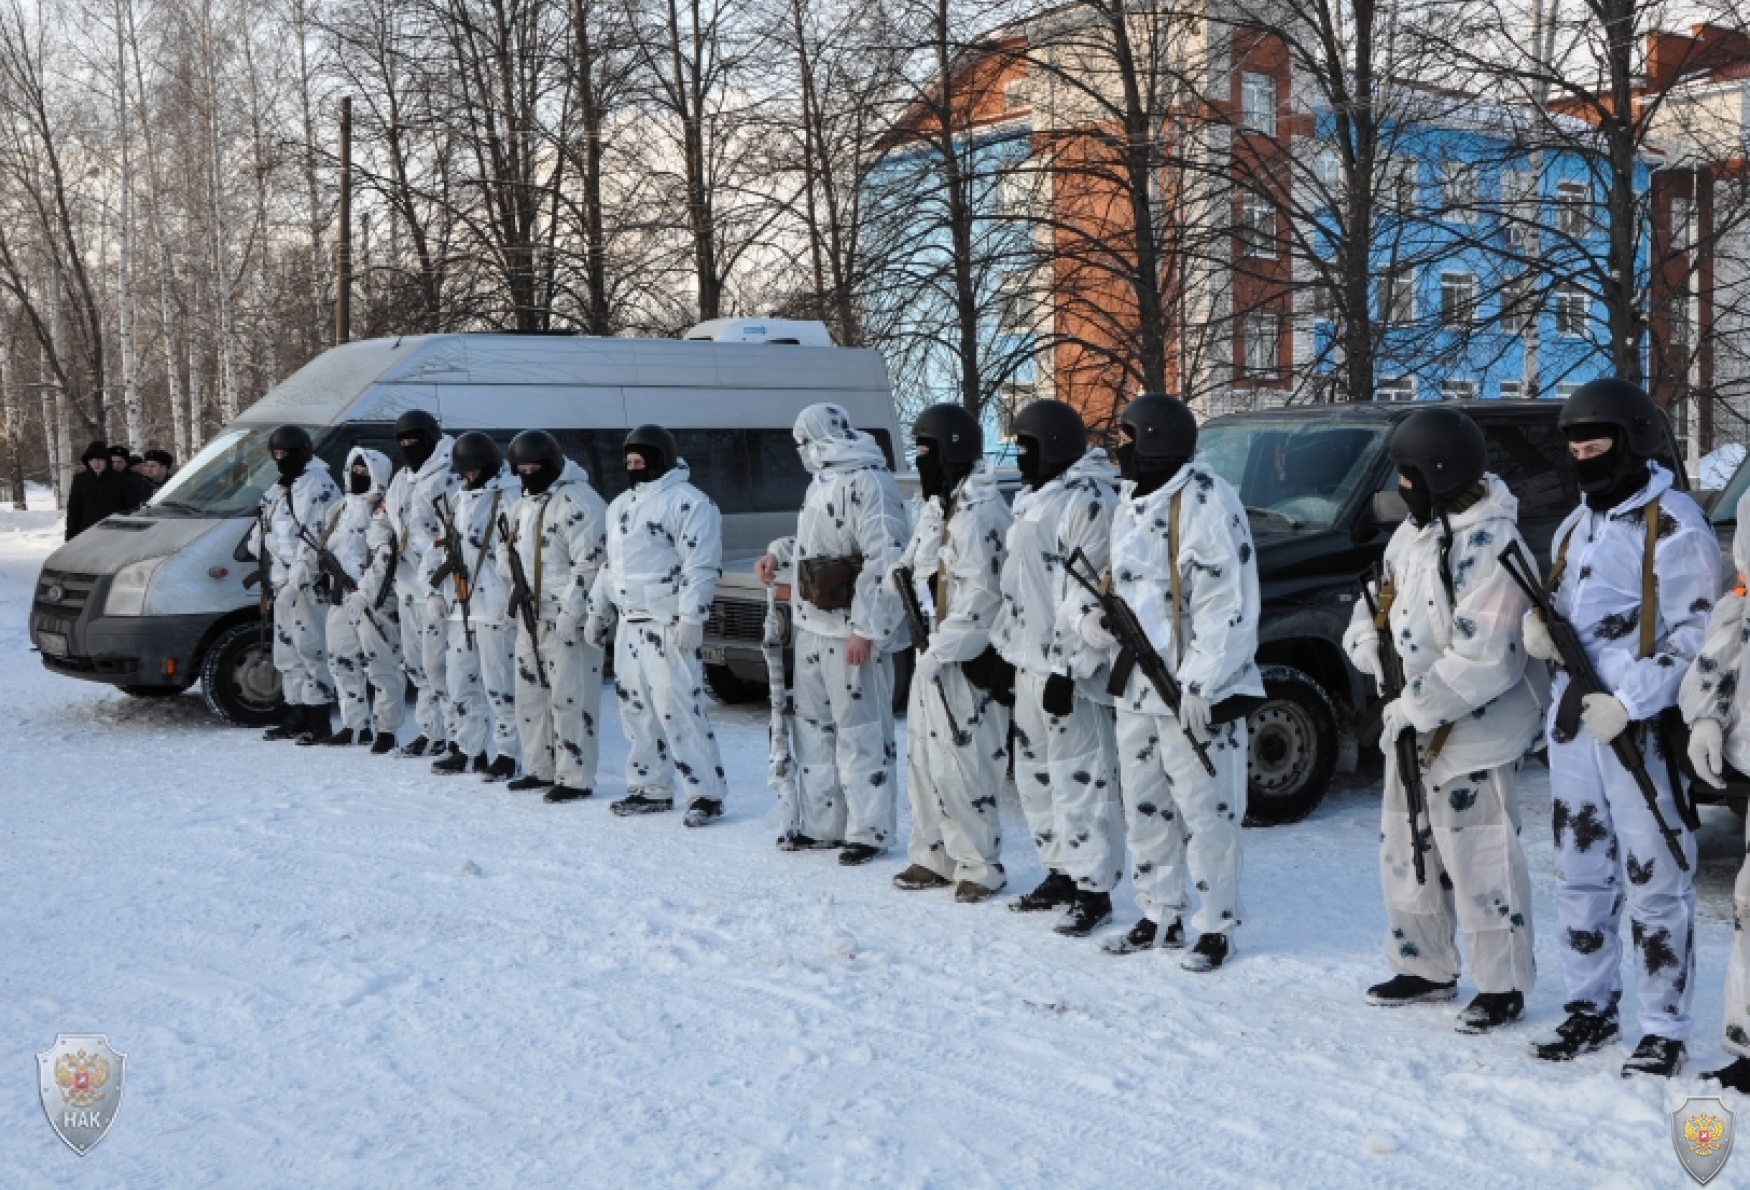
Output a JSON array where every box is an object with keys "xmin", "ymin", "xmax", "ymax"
[{"xmin": 683, "ymin": 318, "xmax": 834, "ymax": 347}]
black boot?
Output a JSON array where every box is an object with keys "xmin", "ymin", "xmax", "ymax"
[
  {"xmin": 262, "ymin": 705, "xmax": 306, "ymax": 742},
  {"xmin": 1054, "ymin": 890, "xmax": 1113, "ymax": 937},
  {"xmin": 1181, "ymin": 933, "xmax": 1231, "ymax": 972},
  {"xmin": 482, "ymin": 755, "xmax": 517, "ymax": 782},
  {"xmin": 1010, "ymin": 871, "xmax": 1075, "ymax": 913},
  {"xmin": 508, "ymin": 774, "xmax": 553, "ymax": 792},
  {"xmin": 544, "ymin": 785, "xmax": 591, "ymax": 803},
  {"xmin": 1703, "ymin": 1056, "xmax": 1750, "ymax": 1093},
  {"xmin": 892, "ymin": 865, "xmax": 951, "ymax": 891},
  {"xmin": 1621, "ymin": 1035, "xmax": 1685, "ymax": 1079},
  {"xmin": 683, "ymin": 799, "xmax": 724, "ymax": 827},
  {"xmin": 1367, "ymin": 974, "xmax": 1459, "ymax": 1007},
  {"xmin": 1530, "ymin": 1006, "xmax": 1620, "ymax": 1062},
  {"xmin": 356, "ymin": 729, "xmax": 374, "ymax": 746},
  {"xmin": 610, "ymin": 793, "xmax": 674, "ymax": 817},
  {"xmin": 470, "ymin": 753, "xmax": 491, "ymax": 775},
  {"xmin": 431, "ymin": 745, "xmax": 470, "ymax": 775},
  {"xmin": 1456, "ymin": 991, "xmax": 1524, "ymax": 1034},
  {"xmin": 316, "ymin": 728, "xmax": 356, "ymax": 747},
  {"xmin": 370, "ymin": 733, "xmax": 398, "ymax": 756},
  {"xmin": 1102, "ymin": 917, "xmax": 1183, "ymax": 955},
  {"xmin": 777, "ymin": 832, "xmax": 841, "ymax": 852},
  {"xmin": 294, "ymin": 704, "xmax": 335, "ymax": 744},
  {"xmin": 838, "ymin": 843, "xmax": 881, "ymax": 867},
  {"xmin": 398, "ymin": 735, "xmax": 433, "ymax": 758}
]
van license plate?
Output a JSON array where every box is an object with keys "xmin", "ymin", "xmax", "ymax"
[
  {"xmin": 701, "ymin": 644, "xmax": 726, "ymax": 665},
  {"xmin": 38, "ymin": 631, "xmax": 68, "ymax": 657}
]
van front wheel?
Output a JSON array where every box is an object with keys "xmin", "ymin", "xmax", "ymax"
[
  {"xmin": 1244, "ymin": 665, "xmax": 1338, "ymax": 827},
  {"xmin": 201, "ymin": 620, "xmax": 286, "ymax": 726}
]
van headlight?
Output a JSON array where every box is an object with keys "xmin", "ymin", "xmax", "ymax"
[{"xmin": 105, "ymin": 558, "xmax": 165, "ymax": 617}]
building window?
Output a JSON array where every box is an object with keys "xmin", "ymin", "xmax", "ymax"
[
  {"xmin": 1308, "ymin": 280, "xmax": 1335, "ymax": 323},
  {"xmin": 1440, "ymin": 271, "xmax": 1478, "ymax": 326},
  {"xmin": 1554, "ymin": 284, "xmax": 1590, "ymax": 336},
  {"xmin": 1555, "ymin": 181, "xmax": 1592, "ymax": 237},
  {"xmin": 1499, "ymin": 274, "xmax": 1535, "ymax": 334},
  {"xmin": 1499, "ymin": 379, "xmax": 1524, "ymax": 398},
  {"xmin": 1386, "ymin": 157, "xmax": 1418, "ymax": 215},
  {"xmin": 994, "ymin": 270, "xmax": 1033, "ymax": 334},
  {"xmin": 1555, "ymin": 381, "xmax": 1583, "ymax": 398},
  {"xmin": 1442, "ymin": 378, "xmax": 1479, "ymax": 400},
  {"xmin": 1239, "ymin": 191, "xmax": 1276, "ymax": 257},
  {"xmin": 1378, "ymin": 377, "xmax": 1416, "ymax": 402},
  {"xmin": 997, "ymin": 381, "xmax": 1035, "ymax": 436},
  {"xmin": 996, "ymin": 167, "xmax": 1032, "ymax": 219},
  {"xmin": 1312, "ymin": 144, "xmax": 1341, "ymax": 201},
  {"xmin": 1003, "ymin": 78, "xmax": 1028, "ymax": 112},
  {"xmin": 1500, "ymin": 169, "xmax": 1535, "ymax": 248},
  {"xmin": 1241, "ymin": 72, "xmax": 1276, "ymax": 136},
  {"xmin": 1379, "ymin": 270, "xmax": 1417, "ymax": 323},
  {"xmin": 1243, "ymin": 314, "xmax": 1280, "ymax": 377},
  {"xmin": 1443, "ymin": 163, "xmax": 1478, "ymax": 221}
]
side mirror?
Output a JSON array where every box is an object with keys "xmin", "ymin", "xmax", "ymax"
[{"xmin": 1371, "ymin": 490, "xmax": 1408, "ymax": 525}]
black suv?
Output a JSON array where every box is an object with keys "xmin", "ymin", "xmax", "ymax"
[{"xmin": 1203, "ymin": 398, "xmax": 1698, "ymax": 825}]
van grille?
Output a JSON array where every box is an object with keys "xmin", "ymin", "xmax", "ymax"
[
  {"xmin": 34, "ymin": 569, "xmax": 99, "ymax": 619},
  {"xmin": 705, "ymin": 596, "xmax": 774, "ymax": 644}
]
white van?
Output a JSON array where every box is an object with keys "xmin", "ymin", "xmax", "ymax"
[{"xmin": 30, "ymin": 325, "xmax": 902, "ymax": 724}]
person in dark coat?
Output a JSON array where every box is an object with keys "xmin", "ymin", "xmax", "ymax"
[
  {"xmin": 109, "ymin": 444, "xmax": 151, "ymax": 509},
  {"xmin": 65, "ymin": 441, "xmax": 127, "ymax": 539}
]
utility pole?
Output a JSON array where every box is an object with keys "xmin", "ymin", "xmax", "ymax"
[{"xmin": 336, "ymin": 95, "xmax": 352, "ymax": 344}]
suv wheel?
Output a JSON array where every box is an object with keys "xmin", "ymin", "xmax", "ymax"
[
  {"xmin": 200, "ymin": 620, "xmax": 285, "ymax": 726},
  {"xmin": 703, "ymin": 663, "xmax": 767, "ymax": 705},
  {"xmin": 1245, "ymin": 665, "xmax": 1338, "ymax": 826}
]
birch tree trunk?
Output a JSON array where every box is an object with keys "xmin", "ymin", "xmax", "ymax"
[
  {"xmin": 112, "ymin": 0, "xmax": 141, "ymax": 449},
  {"xmin": 200, "ymin": 0, "xmax": 240, "ymax": 422}
]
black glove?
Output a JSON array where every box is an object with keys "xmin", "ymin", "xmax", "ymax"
[{"xmin": 1042, "ymin": 672, "xmax": 1076, "ymax": 718}]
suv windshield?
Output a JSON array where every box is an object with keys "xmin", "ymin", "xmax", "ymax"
[
  {"xmin": 1200, "ymin": 420, "xmax": 1389, "ymax": 531},
  {"xmin": 149, "ymin": 424, "xmax": 318, "ymax": 518}
]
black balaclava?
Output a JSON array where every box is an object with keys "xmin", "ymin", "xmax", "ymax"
[
  {"xmin": 1118, "ymin": 437, "xmax": 1192, "ymax": 499},
  {"xmin": 1568, "ymin": 425, "xmax": 1650, "ymax": 511},
  {"xmin": 915, "ymin": 438, "xmax": 947, "ymax": 501},
  {"xmin": 1016, "ymin": 434, "xmax": 1074, "ymax": 491},
  {"xmin": 399, "ymin": 433, "xmax": 436, "ymax": 472},
  {"xmin": 1399, "ymin": 465, "xmax": 1434, "ymax": 527},
  {"xmin": 349, "ymin": 466, "xmax": 372, "ymax": 496},
  {"xmin": 520, "ymin": 462, "xmax": 558, "ymax": 497},
  {"xmin": 462, "ymin": 468, "xmax": 488, "ymax": 492},
  {"xmin": 626, "ymin": 446, "xmax": 666, "ymax": 488},
  {"xmin": 276, "ymin": 453, "xmax": 307, "ymax": 486}
]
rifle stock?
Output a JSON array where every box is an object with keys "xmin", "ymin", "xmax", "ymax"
[
  {"xmin": 499, "ymin": 513, "xmax": 549, "ymax": 689},
  {"xmin": 1361, "ymin": 563, "xmax": 1429, "ymax": 885},
  {"xmin": 893, "ymin": 563, "xmax": 968, "ymax": 746}
]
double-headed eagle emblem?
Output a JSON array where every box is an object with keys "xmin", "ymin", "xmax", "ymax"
[{"xmin": 54, "ymin": 1048, "xmax": 110, "ymax": 1110}]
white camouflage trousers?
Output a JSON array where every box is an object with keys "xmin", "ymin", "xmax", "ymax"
[
  {"xmin": 1549, "ymin": 721, "xmax": 1698, "ymax": 1041},
  {"xmin": 1380, "ymin": 760, "xmax": 1535, "ymax": 994},
  {"xmin": 788, "ymin": 628, "xmax": 897, "ymax": 849},
  {"xmin": 396, "ymin": 581, "xmax": 447, "ymax": 744},
  {"xmin": 1116, "ymin": 710, "xmax": 1248, "ymax": 935},
  {"xmin": 273, "ymin": 584, "xmax": 333, "ymax": 707},
  {"xmin": 1724, "ymin": 828, "xmax": 1750, "ymax": 1059},
  {"xmin": 1012, "ymin": 669, "xmax": 1124, "ymax": 893},
  {"xmin": 515, "ymin": 616, "xmax": 604, "ymax": 789},
  {"xmin": 612, "ymin": 621, "xmax": 728, "ymax": 808},
  {"xmin": 445, "ymin": 619, "xmax": 519, "ymax": 761},
  {"xmin": 905, "ymin": 664, "xmax": 1011, "ymax": 890}
]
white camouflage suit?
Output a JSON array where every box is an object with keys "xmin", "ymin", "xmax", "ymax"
[
  {"xmin": 897, "ymin": 461, "xmax": 1014, "ymax": 891},
  {"xmin": 1341, "ymin": 474, "xmax": 1541, "ymax": 994},
  {"xmin": 252, "ymin": 459, "xmax": 342, "ymax": 708},
  {"xmin": 588, "ymin": 460, "xmax": 729, "ymax": 810},
  {"xmin": 765, "ymin": 405, "xmax": 909, "ymax": 849},
  {"xmin": 1539, "ymin": 462, "xmax": 1718, "ymax": 1042},
  {"xmin": 1102, "ymin": 455, "xmax": 1263, "ymax": 936},
  {"xmin": 502, "ymin": 458, "xmax": 608, "ymax": 789},
  {"xmin": 421, "ymin": 464, "xmax": 521, "ymax": 762},
  {"xmin": 322, "ymin": 447, "xmax": 403, "ymax": 735},
  {"xmin": 366, "ymin": 434, "xmax": 459, "ymax": 745},
  {"xmin": 993, "ymin": 448, "xmax": 1125, "ymax": 894},
  {"xmin": 1679, "ymin": 488, "xmax": 1750, "ymax": 1059}
]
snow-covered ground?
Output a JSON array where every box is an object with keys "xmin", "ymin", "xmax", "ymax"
[{"xmin": 0, "ymin": 505, "xmax": 1744, "ymax": 1188}]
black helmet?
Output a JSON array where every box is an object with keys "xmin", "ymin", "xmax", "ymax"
[
  {"xmin": 451, "ymin": 431, "xmax": 501, "ymax": 484},
  {"xmin": 509, "ymin": 430, "xmax": 564, "ymax": 496},
  {"xmin": 394, "ymin": 409, "xmax": 441, "ymax": 441},
  {"xmin": 1388, "ymin": 406, "xmax": 1487, "ymax": 500},
  {"xmin": 911, "ymin": 404, "xmax": 983, "ymax": 467},
  {"xmin": 1559, "ymin": 378, "xmax": 1663, "ymax": 459},
  {"xmin": 1118, "ymin": 394, "xmax": 1197, "ymax": 460},
  {"xmin": 269, "ymin": 424, "xmax": 313, "ymax": 456},
  {"xmin": 624, "ymin": 424, "xmax": 679, "ymax": 474},
  {"xmin": 1012, "ymin": 399, "xmax": 1087, "ymax": 470}
]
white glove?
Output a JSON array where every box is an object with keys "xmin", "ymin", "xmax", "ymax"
[
  {"xmin": 673, "ymin": 619, "xmax": 703, "ymax": 654},
  {"xmin": 1522, "ymin": 612, "xmax": 1560, "ymax": 663},
  {"xmin": 1078, "ymin": 608, "xmax": 1117, "ymax": 650},
  {"xmin": 1178, "ymin": 690, "xmax": 1211, "ymax": 742},
  {"xmin": 346, "ymin": 590, "xmax": 372, "ymax": 619},
  {"xmin": 285, "ymin": 560, "xmax": 311, "ymax": 590},
  {"xmin": 584, "ymin": 614, "xmax": 608, "ymax": 648},
  {"xmin": 556, "ymin": 610, "xmax": 581, "ymax": 646},
  {"xmin": 1377, "ymin": 698, "xmax": 1415, "ymax": 753},
  {"xmin": 1689, "ymin": 717, "xmax": 1727, "ymax": 790},
  {"xmin": 914, "ymin": 649, "xmax": 943, "ymax": 687},
  {"xmin": 426, "ymin": 593, "xmax": 448, "ymax": 624},
  {"xmin": 1350, "ymin": 632, "xmax": 1382, "ymax": 683},
  {"xmin": 1580, "ymin": 693, "xmax": 1631, "ymax": 744}
]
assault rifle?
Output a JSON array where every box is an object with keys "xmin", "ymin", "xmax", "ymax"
[
  {"xmin": 1498, "ymin": 539, "xmax": 1689, "ymax": 872},
  {"xmin": 429, "ymin": 493, "xmax": 476, "ymax": 650},
  {"xmin": 1361, "ymin": 563, "xmax": 1429, "ymax": 885},
  {"xmin": 1062, "ymin": 547, "xmax": 1217, "ymax": 778},
  {"xmin": 298, "ymin": 524, "xmax": 389, "ymax": 642},
  {"xmin": 249, "ymin": 507, "xmax": 273, "ymax": 644},
  {"xmin": 893, "ymin": 563, "xmax": 968, "ymax": 746},
  {"xmin": 498, "ymin": 513, "xmax": 548, "ymax": 688}
]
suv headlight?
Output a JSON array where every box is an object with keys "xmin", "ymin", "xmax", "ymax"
[{"xmin": 105, "ymin": 557, "xmax": 165, "ymax": 617}]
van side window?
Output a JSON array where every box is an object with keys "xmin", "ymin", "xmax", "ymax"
[
  {"xmin": 672, "ymin": 430, "xmax": 752, "ymax": 514},
  {"xmin": 1481, "ymin": 423, "xmax": 1577, "ymax": 513},
  {"xmin": 751, "ymin": 429, "xmax": 811, "ymax": 512}
]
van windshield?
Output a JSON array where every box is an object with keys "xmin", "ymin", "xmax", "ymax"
[
  {"xmin": 149, "ymin": 424, "xmax": 317, "ymax": 518},
  {"xmin": 1199, "ymin": 421, "xmax": 1388, "ymax": 531}
]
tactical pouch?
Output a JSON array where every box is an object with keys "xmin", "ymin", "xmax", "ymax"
[{"xmin": 798, "ymin": 554, "xmax": 864, "ymax": 612}]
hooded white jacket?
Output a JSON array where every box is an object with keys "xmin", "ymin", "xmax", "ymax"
[
  {"xmin": 1106, "ymin": 452, "xmax": 1264, "ymax": 712},
  {"xmin": 588, "ymin": 460, "xmax": 722, "ymax": 625},
  {"xmin": 1342, "ymin": 473, "xmax": 1544, "ymax": 784},
  {"xmin": 253, "ymin": 460, "xmax": 341, "ymax": 585},
  {"xmin": 767, "ymin": 405, "xmax": 909, "ymax": 644},
  {"xmin": 1680, "ymin": 488, "xmax": 1750, "ymax": 769},
  {"xmin": 1541, "ymin": 461, "xmax": 1719, "ymax": 724},
  {"xmin": 502, "ymin": 458, "xmax": 608, "ymax": 619},
  {"xmin": 993, "ymin": 448, "xmax": 1120, "ymax": 692},
  {"xmin": 364, "ymin": 435, "xmax": 460, "ymax": 603},
  {"xmin": 325, "ymin": 447, "xmax": 394, "ymax": 586},
  {"xmin": 895, "ymin": 461, "xmax": 1011, "ymax": 663},
  {"xmin": 420, "ymin": 464, "xmax": 520, "ymax": 624}
]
